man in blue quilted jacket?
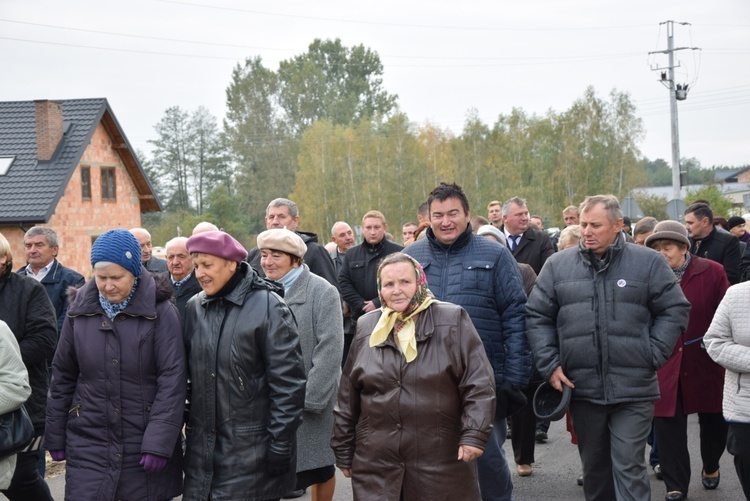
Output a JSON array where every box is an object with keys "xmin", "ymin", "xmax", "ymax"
[{"xmin": 405, "ymin": 182, "xmax": 530, "ymax": 501}]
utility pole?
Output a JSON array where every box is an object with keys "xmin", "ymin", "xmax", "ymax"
[{"xmin": 649, "ymin": 21, "xmax": 700, "ymax": 202}]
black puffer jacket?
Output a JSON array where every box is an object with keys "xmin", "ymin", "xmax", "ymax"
[
  {"xmin": 182, "ymin": 263, "xmax": 306, "ymax": 501},
  {"xmin": 0, "ymin": 263, "xmax": 57, "ymax": 433},
  {"xmin": 527, "ymin": 234, "xmax": 691, "ymax": 404}
]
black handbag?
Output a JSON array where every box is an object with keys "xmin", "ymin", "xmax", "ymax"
[{"xmin": 0, "ymin": 405, "xmax": 34, "ymax": 459}]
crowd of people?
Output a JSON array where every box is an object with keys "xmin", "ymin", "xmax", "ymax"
[{"xmin": 0, "ymin": 185, "xmax": 749, "ymax": 501}]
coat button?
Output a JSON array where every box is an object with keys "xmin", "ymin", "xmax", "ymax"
[
  {"xmin": 210, "ymin": 373, "xmax": 216, "ymax": 379},
  {"xmin": 115, "ymin": 454, "xmax": 121, "ymax": 459},
  {"xmin": 115, "ymin": 408, "xmax": 120, "ymax": 414},
  {"xmin": 101, "ymin": 321, "xmax": 107, "ymax": 327},
  {"xmin": 396, "ymin": 380, "xmax": 401, "ymax": 387},
  {"xmin": 112, "ymin": 359, "xmax": 118, "ymax": 365},
  {"xmin": 396, "ymin": 423, "xmax": 402, "ymax": 430}
]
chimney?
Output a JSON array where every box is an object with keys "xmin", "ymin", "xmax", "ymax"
[{"xmin": 35, "ymin": 100, "xmax": 64, "ymax": 161}]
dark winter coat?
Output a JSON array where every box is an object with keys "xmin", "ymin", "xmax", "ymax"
[
  {"xmin": 527, "ymin": 234, "xmax": 692, "ymax": 404},
  {"xmin": 0, "ymin": 263, "xmax": 57, "ymax": 433},
  {"xmin": 654, "ymin": 255, "xmax": 729, "ymax": 417},
  {"xmin": 690, "ymin": 227, "xmax": 742, "ymax": 284},
  {"xmin": 332, "ymin": 301, "xmax": 495, "ymax": 501},
  {"xmin": 247, "ymin": 230, "xmax": 339, "ymax": 289},
  {"xmin": 171, "ymin": 270, "xmax": 202, "ymax": 323},
  {"xmin": 404, "ymin": 226, "xmax": 530, "ymax": 389},
  {"xmin": 45, "ymin": 272, "xmax": 186, "ymax": 501},
  {"xmin": 338, "ymin": 238, "xmax": 404, "ymax": 320},
  {"xmin": 17, "ymin": 259, "xmax": 85, "ymax": 333},
  {"xmin": 505, "ymin": 227, "xmax": 555, "ymax": 275},
  {"xmin": 145, "ymin": 256, "xmax": 169, "ymax": 274},
  {"xmin": 182, "ymin": 263, "xmax": 306, "ymax": 501}
]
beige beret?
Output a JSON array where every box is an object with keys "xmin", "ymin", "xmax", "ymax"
[{"xmin": 256, "ymin": 229, "xmax": 307, "ymax": 258}]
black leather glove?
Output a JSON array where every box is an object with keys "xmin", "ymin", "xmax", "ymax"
[
  {"xmin": 265, "ymin": 449, "xmax": 292, "ymax": 476},
  {"xmin": 496, "ymin": 381, "xmax": 528, "ymax": 419}
]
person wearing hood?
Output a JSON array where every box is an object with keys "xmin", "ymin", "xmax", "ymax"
[
  {"xmin": 182, "ymin": 230, "xmax": 306, "ymax": 501},
  {"xmin": 45, "ymin": 229, "xmax": 187, "ymax": 501}
]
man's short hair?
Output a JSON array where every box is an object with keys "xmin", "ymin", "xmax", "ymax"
[
  {"xmin": 502, "ymin": 197, "xmax": 527, "ymax": 216},
  {"xmin": 471, "ymin": 216, "xmax": 489, "ymax": 228},
  {"xmin": 633, "ymin": 217, "xmax": 658, "ymax": 237},
  {"xmin": 562, "ymin": 205, "xmax": 579, "ymax": 215},
  {"xmin": 331, "ymin": 221, "xmax": 350, "ymax": 236},
  {"xmin": 24, "ymin": 227, "xmax": 59, "ymax": 247},
  {"xmin": 417, "ymin": 202, "xmax": 429, "ymax": 219},
  {"xmin": 685, "ymin": 203, "xmax": 714, "ymax": 225},
  {"xmin": 267, "ymin": 198, "xmax": 298, "ymax": 219},
  {"xmin": 402, "ymin": 221, "xmax": 417, "ymax": 229},
  {"xmin": 487, "ymin": 200, "xmax": 502, "ymax": 210},
  {"xmin": 363, "ymin": 210, "xmax": 387, "ymax": 226},
  {"xmin": 427, "ymin": 182, "xmax": 470, "ymax": 214},
  {"xmin": 579, "ymin": 195, "xmax": 623, "ymax": 224},
  {"xmin": 165, "ymin": 236, "xmax": 189, "ymax": 251}
]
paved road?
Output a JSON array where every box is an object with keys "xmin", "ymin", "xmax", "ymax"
[{"xmin": 13, "ymin": 414, "xmax": 743, "ymax": 500}]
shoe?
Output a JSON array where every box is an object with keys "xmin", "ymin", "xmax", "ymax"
[
  {"xmin": 516, "ymin": 464, "xmax": 532, "ymax": 476},
  {"xmin": 535, "ymin": 430, "xmax": 548, "ymax": 442},
  {"xmin": 281, "ymin": 489, "xmax": 305, "ymax": 499},
  {"xmin": 653, "ymin": 463, "xmax": 663, "ymax": 480},
  {"xmin": 702, "ymin": 469, "xmax": 720, "ymax": 490},
  {"xmin": 577, "ymin": 474, "xmax": 583, "ymax": 486},
  {"xmin": 665, "ymin": 492, "xmax": 686, "ymax": 501}
]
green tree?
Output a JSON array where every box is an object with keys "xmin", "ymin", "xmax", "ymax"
[
  {"xmin": 224, "ymin": 56, "xmax": 297, "ymax": 233},
  {"xmin": 686, "ymin": 185, "xmax": 734, "ymax": 217},
  {"xmin": 277, "ymin": 39, "xmax": 398, "ymax": 136},
  {"xmin": 634, "ymin": 192, "xmax": 669, "ymax": 220},
  {"xmin": 149, "ymin": 106, "xmax": 192, "ymax": 211}
]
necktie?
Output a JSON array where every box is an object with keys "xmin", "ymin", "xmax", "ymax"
[{"xmin": 509, "ymin": 235, "xmax": 519, "ymax": 252}]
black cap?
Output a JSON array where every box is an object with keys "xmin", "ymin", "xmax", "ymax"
[{"xmin": 533, "ymin": 382, "xmax": 571, "ymax": 421}]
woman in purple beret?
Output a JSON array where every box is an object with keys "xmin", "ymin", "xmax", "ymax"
[
  {"xmin": 182, "ymin": 230, "xmax": 306, "ymax": 501},
  {"xmin": 45, "ymin": 229, "xmax": 187, "ymax": 501}
]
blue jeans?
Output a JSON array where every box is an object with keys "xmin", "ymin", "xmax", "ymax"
[{"xmin": 476, "ymin": 416, "xmax": 514, "ymax": 501}]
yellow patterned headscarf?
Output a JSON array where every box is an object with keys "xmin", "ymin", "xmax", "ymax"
[{"xmin": 369, "ymin": 254, "xmax": 435, "ymax": 362}]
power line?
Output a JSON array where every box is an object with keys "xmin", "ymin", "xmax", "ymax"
[
  {"xmin": 155, "ymin": 0, "xmax": 654, "ymax": 32},
  {"xmin": 0, "ymin": 35, "xmax": 644, "ymax": 67}
]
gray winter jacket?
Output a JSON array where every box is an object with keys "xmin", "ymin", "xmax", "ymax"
[{"xmin": 526, "ymin": 234, "xmax": 691, "ymax": 404}]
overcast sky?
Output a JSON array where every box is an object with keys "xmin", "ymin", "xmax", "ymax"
[{"xmin": 2, "ymin": 0, "xmax": 749, "ymax": 172}]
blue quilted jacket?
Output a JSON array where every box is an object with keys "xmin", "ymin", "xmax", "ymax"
[{"xmin": 405, "ymin": 226, "xmax": 531, "ymax": 387}]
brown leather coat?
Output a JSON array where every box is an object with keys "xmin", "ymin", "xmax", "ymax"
[{"xmin": 332, "ymin": 301, "xmax": 495, "ymax": 500}]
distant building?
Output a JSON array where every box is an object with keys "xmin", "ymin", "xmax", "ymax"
[{"xmin": 0, "ymin": 99, "xmax": 160, "ymax": 275}]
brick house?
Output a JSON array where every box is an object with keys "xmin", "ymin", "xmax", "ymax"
[{"xmin": 0, "ymin": 99, "xmax": 160, "ymax": 276}]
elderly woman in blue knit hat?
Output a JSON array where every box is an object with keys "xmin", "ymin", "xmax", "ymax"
[{"xmin": 45, "ymin": 229, "xmax": 187, "ymax": 501}]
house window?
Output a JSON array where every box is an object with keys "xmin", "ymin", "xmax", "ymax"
[
  {"xmin": 0, "ymin": 156, "xmax": 14, "ymax": 176},
  {"xmin": 81, "ymin": 166, "xmax": 91, "ymax": 200},
  {"xmin": 101, "ymin": 167, "xmax": 116, "ymax": 201}
]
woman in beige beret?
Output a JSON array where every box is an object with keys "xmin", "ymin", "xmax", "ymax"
[{"xmin": 258, "ymin": 229, "xmax": 344, "ymax": 501}]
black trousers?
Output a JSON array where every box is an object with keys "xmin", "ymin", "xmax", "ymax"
[
  {"xmin": 510, "ymin": 383, "xmax": 539, "ymax": 465},
  {"xmin": 727, "ymin": 422, "xmax": 750, "ymax": 500},
  {"xmin": 1, "ymin": 449, "xmax": 53, "ymax": 501},
  {"xmin": 653, "ymin": 387, "xmax": 727, "ymax": 494}
]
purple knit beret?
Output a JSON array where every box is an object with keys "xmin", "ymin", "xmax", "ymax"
[{"xmin": 186, "ymin": 230, "xmax": 248, "ymax": 263}]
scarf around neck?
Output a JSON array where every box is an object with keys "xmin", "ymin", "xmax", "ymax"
[
  {"xmin": 370, "ymin": 255, "xmax": 435, "ymax": 362},
  {"xmin": 99, "ymin": 277, "xmax": 139, "ymax": 320}
]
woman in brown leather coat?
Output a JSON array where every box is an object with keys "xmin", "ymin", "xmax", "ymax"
[{"xmin": 332, "ymin": 253, "xmax": 496, "ymax": 500}]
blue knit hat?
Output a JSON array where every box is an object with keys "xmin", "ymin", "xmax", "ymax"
[{"xmin": 91, "ymin": 229, "xmax": 142, "ymax": 277}]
